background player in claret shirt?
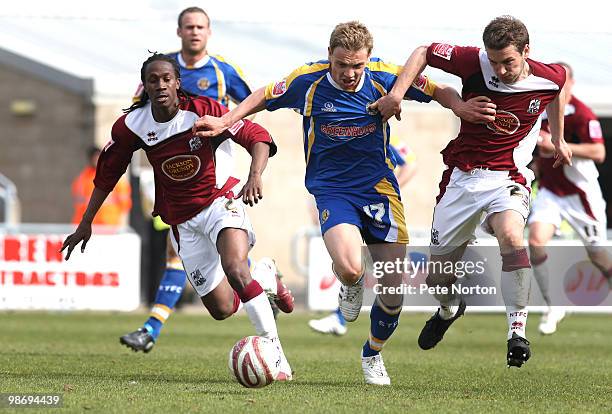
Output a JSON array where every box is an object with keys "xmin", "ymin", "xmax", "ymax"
[
  {"xmin": 193, "ymin": 21, "xmax": 488, "ymax": 385},
  {"xmin": 121, "ymin": 7, "xmax": 293, "ymax": 353},
  {"xmin": 61, "ymin": 54, "xmax": 293, "ymax": 380},
  {"xmin": 308, "ymin": 137, "xmax": 417, "ymax": 336},
  {"xmin": 373, "ymin": 15, "xmax": 572, "ymax": 368},
  {"xmin": 529, "ymin": 62, "xmax": 611, "ymax": 335}
]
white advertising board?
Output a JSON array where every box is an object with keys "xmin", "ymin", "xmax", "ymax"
[{"xmin": 0, "ymin": 231, "xmax": 140, "ymax": 311}]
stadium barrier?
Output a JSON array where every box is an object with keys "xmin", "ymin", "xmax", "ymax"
[{"xmin": 0, "ymin": 224, "xmax": 140, "ymax": 311}]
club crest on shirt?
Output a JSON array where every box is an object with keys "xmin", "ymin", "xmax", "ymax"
[
  {"xmin": 197, "ymin": 77, "xmax": 210, "ymax": 91},
  {"xmin": 190, "ymin": 269, "xmax": 206, "ymax": 286},
  {"xmin": 321, "ymin": 209, "xmax": 330, "ymax": 224},
  {"xmin": 189, "ymin": 136, "xmax": 202, "ymax": 152},
  {"xmin": 366, "ymin": 102, "xmax": 378, "ymax": 116},
  {"xmin": 486, "ymin": 110, "xmax": 520, "ymax": 135},
  {"xmin": 527, "ymin": 98, "xmax": 541, "ymax": 114}
]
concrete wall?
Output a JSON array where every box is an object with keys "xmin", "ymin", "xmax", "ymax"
[{"xmin": 0, "ymin": 64, "xmax": 95, "ymax": 223}]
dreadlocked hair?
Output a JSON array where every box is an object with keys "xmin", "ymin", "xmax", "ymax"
[{"xmin": 123, "ymin": 52, "xmax": 198, "ymax": 113}]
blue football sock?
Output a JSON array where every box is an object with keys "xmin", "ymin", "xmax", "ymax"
[
  {"xmin": 144, "ymin": 268, "xmax": 187, "ymax": 340},
  {"xmin": 362, "ymin": 300, "xmax": 401, "ymax": 357}
]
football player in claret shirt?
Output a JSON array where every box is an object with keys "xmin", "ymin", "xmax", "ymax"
[
  {"xmin": 374, "ymin": 15, "xmax": 573, "ymax": 368},
  {"xmin": 193, "ymin": 21, "xmax": 488, "ymax": 385},
  {"xmin": 61, "ymin": 54, "xmax": 293, "ymax": 381},
  {"xmin": 121, "ymin": 7, "xmax": 293, "ymax": 354},
  {"xmin": 529, "ymin": 62, "xmax": 612, "ymax": 335}
]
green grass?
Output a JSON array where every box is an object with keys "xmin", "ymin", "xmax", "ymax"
[{"xmin": 0, "ymin": 311, "xmax": 610, "ymax": 413}]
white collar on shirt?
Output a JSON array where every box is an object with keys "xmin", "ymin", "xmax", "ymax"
[
  {"xmin": 177, "ymin": 52, "xmax": 211, "ymax": 69},
  {"xmin": 326, "ymin": 70, "xmax": 366, "ymax": 93}
]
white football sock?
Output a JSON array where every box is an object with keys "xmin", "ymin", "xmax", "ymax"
[
  {"xmin": 433, "ymin": 290, "xmax": 459, "ymax": 320},
  {"xmin": 533, "ymin": 261, "xmax": 551, "ymax": 306},
  {"xmin": 501, "ymin": 268, "xmax": 531, "ymax": 339},
  {"xmin": 243, "ymin": 292, "xmax": 278, "ymax": 339}
]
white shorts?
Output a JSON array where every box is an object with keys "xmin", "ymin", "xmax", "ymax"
[
  {"xmin": 430, "ymin": 168, "xmax": 531, "ymax": 255},
  {"xmin": 528, "ymin": 187, "xmax": 607, "ymax": 247},
  {"xmin": 169, "ymin": 196, "xmax": 256, "ymax": 297}
]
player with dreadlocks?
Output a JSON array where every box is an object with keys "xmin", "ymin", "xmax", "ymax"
[
  {"xmin": 121, "ymin": 9, "xmax": 295, "ymax": 355},
  {"xmin": 62, "ymin": 53, "xmax": 294, "ymax": 380},
  {"xmin": 124, "ymin": 53, "xmax": 198, "ymax": 113}
]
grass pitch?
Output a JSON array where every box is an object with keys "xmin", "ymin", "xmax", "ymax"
[{"xmin": 1, "ymin": 311, "xmax": 610, "ymax": 413}]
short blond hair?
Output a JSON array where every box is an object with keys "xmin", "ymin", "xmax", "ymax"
[{"xmin": 329, "ymin": 21, "xmax": 373, "ymax": 54}]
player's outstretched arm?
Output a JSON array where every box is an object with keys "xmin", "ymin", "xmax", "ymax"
[
  {"xmin": 371, "ymin": 46, "xmax": 429, "ymax": 122},
  {"xmin": 433, "ymin": 85, "xmax": 496, "ymax": 124},
  {"xmin": 61, "ymin": 187, "xmax": 110, "ymax": 260},
  {"xmin": 238, "ymin": 142, "xmax": 270, "ymax": 207},
  {"xmin": 547, "ymin": 88, "xmax": 572, "ymax": 167},
  {"xmin": 194, "ymin": 87, "xmax": 267, "ymax": 138}
]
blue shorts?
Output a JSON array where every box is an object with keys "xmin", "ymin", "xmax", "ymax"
[{"xmin": 314, "ymin": 176, "xmax": 408, "ymax": 245}]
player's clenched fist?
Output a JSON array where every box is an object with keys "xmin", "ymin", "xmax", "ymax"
[{"xmin": 369, "ymin": 93, "xmax": 403, "ymax": 122}]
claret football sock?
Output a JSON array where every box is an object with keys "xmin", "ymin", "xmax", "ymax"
[
  {"xmin": 143, "ymin": 267, "xmax": 187, "ymax": 340},
  {"xmin": 362, "ymin": 299, "xmax": 401, "ymax": 357}
]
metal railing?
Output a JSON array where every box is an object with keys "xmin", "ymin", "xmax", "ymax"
[{"xmin": 0, "ymin": 173, "xmax": 20, "ymax": 231}]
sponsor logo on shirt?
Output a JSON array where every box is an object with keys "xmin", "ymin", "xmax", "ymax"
[
  {"xmin": 161, "ymin": 155, "xmax": 201, "ymax": 181},
  {"xmin": 271, "ymin": 80, "xmax": 287, "ymax": 97},
  {"xmin": 147, "ymin": 131, "xmax": 158, "ymax": 142},
  {"xmin": 486, "ymin": 110, "xmax": 520, "ymax": 135},
  {"xmin": 321, "ymin": 102, "xmax": 337, "ymax": 112},
  {"xmin": 432, "ymin": 43, "xmax": 454, "ymax": 61},
  {"xmin": 527, "ymin": 98, "xmax": 541, "ymax": 114},
  {"xmin": 320, "ymin": 123, "xmax": 377, "ymax": 140},
  {"xmin": 488, "ymin": 75, "xmax": 500, "ymax": 88}
]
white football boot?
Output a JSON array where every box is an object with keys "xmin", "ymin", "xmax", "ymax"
[
  {"xmin": 308, "ymin": 312, "xmax": 348, "ymax": 336},
  {"xmin": 270, "ymin": 337, "xmax": 293, "ymax": 381},
  {"xmin": 362, "ymin": 353, "xmax": 391, "ymax": 385},
  {"xmin": 538, "ymin": 307, "xmax": 566, "ymax": 335},
  {"xmin": 338, "ymin": 277, "xmax": 364, "ymax": 322}
]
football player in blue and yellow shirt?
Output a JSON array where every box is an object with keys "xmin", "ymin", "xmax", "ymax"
[
  {"xmin": 194, "ymin": 21, "xmax": 485, "ymax": 385},
  {"xmin": 308, "ymin": 137, "xmax": 417, "ymax": 336}
]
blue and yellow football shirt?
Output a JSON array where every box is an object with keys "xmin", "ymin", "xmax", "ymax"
[
  {"xmin": 264, "ymin": 58, "xmax": 435, "ymax": 196},
  {"xmin": 167, "ymin": 52, "xmax": 251, "ymax": 106}
]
